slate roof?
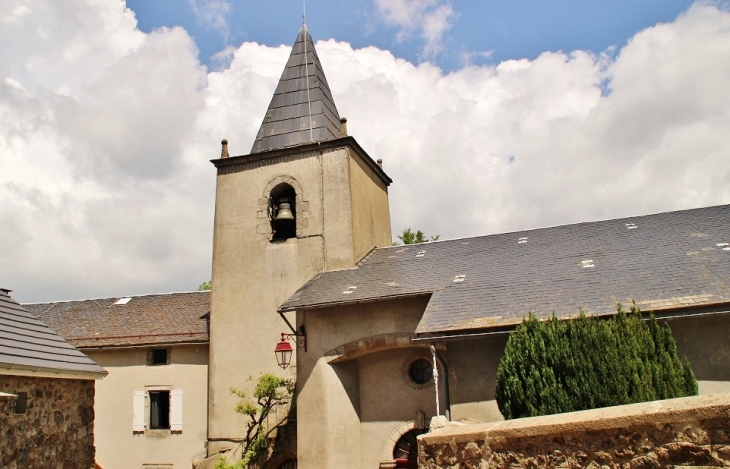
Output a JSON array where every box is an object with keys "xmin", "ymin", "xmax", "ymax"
[
  {"xmin": 24, "ymin": 291, "xmax": 210, "ymax": 349},
  {"xmin": 279, "ymin": 205, "xmax": 730, "ymax": 337},
  {"xmin": 250, "ymin": 24, "xmax": 342, "ymax": 154},
  {"xmin": 0, "ymin": 289, "xmax": 106, "ymax": 378}
]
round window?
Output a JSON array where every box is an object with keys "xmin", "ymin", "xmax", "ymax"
[{"xmin": 408, "ymin": 358, "xmax": 433, "ymax": 385}]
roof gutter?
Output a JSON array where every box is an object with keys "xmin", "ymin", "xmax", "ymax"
[
  {"xmin": 0, "ymin": 363, "xmax": 107, "ymax": 380},
  {"xmin": 412, "ymin": 305, "xmax": 730, "ymax": 343},
  {"xmin": 278, "ymin": 291, "xmax": 432, "ymax": 313},
  {"xmin": 78, "ymin": 340, "xmax": 209, "ymax": 351}
]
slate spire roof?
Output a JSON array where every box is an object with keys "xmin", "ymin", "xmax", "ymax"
[{"xmin": 250, "ymin": 24, "xmax": 342, "ymax": 154}]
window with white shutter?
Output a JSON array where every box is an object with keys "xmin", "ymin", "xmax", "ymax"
[
  {"xmin": 170, "ymin": 390, "xmax": 183, "ymax": 432},
  {"xmin": 133, "ymin": 391, "xmax": 145, "ymax": 432}
]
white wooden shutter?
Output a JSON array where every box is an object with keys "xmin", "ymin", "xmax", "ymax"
[
  {"xmin": 133, "ymin": 391, "xmax": 145, "ymax": 431},
  {"xmin": 170, "ymin": 390, "xmax": 183, "ymax": 431}
]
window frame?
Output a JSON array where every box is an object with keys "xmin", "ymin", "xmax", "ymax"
[
  {"xmin": 132, "ymin": 388, "xmax": 183, "ymax": 435},
  {"xmin": 147, "ymin": 348, "xmax": 170, "ymax": 366},
  {"xmin": 13, "ymin": 391, "xmax": 28, "ymax": 415}
]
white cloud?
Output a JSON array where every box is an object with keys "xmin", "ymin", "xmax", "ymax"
[
  {"xmin": 2, "ymin": 1, "xmax": 730, "ymax": 302},
  {"xmin": 189, "ymin": 0, "xmax": 231, "ymax": 41},
  {"xmin": 1, "ymin": 0, "xmax": 210, "ymax": 302},
  {"xmin": 375, "ymin": 0, "xmax": 456, "ymax": 57}
]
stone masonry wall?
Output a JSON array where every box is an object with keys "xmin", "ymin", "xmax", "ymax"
[
  {"xmin": 419, "ymin": 393, "xmax": 730, "ymax": 469},
  {"xmin": 0, "ymin": 375, "xmax": 96, "ymax": 469}
]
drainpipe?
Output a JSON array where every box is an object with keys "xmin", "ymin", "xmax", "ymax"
[
  {"xmin": 430, "ymin": 344, "xmax": 440, "ymax": 417},
  {"xmin": 434, "ymin": 351, "xmax": 451, "ymax": 421}
]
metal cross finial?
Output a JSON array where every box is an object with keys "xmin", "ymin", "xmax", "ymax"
[{"xmin": 302, "ymin": 0, "xmax": 306, "ymax": 24}]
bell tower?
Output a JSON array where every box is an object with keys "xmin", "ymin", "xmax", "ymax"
[{"xmin": 207, "ymin": 25, "xmax": 392, "ymax": 455}]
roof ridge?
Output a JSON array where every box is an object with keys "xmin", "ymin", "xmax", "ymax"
[
  {"xmin": 380, "ymin": 203, "xmax": 730, "ymax": 248},
  {"xmin": 22, "ymin": 289, "xmax": 210, "ymax": 305}
]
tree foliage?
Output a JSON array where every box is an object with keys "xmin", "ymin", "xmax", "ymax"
[
  {"xmin": 217, "ymin": 374, "xmax": 295, "ymax": 468},
  {"xmin": 395, "ymin": 228, "xmax": 439, "ymax": 245},
  {"xmin": 495, "ymin": 305, "xmax": 697, "ymax": 420},
  {"xmin": 198, "ymin": 280, "xmax": 211, "ymax": 291}
]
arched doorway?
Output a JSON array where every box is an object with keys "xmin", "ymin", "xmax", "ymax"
[{"xmin": 392, "ymin": 428, "xmax": 427, "ymax": 469}]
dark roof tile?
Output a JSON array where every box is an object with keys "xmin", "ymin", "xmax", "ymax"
[
  {"xmin": 279, "ymin": 205, "xmax": 730, "ymax": 336},
  {"xmin": 24, "ymin": 291, "xmax": 210, "ymax": 348},
  {"xmin": 0, "ymin": 289, "xmax": 106, "ymax": 377}
]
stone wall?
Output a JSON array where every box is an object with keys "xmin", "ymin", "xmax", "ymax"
[
  {"xmin": 0, "ymin": 375, "xmax": 96, "ymax": 469},
  {"xmin": 418, "ymin": 393, "xmax": 730, "ymax": 468}
]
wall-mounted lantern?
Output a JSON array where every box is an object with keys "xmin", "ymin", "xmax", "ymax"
[{"xmin": 274, "ymin": 329, "xmax": 306, "ymax": 369}]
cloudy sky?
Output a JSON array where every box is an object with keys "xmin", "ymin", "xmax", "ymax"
[{"xmin": 2, "ymin": 0, "xmax": 729, "ymax": 303}]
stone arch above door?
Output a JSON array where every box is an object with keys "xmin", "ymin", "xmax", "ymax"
[
  {"xmin": 378, "ymin": 417, "xmax": 428, "ymax": 469},
  {"xmin": 324, "ymin": 332, "xmax": 444, "ymax": 364}
]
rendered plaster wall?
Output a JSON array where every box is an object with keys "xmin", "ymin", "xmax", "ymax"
[
  {"xmin": 348, "ymin": 150, "xmax": 392, "ymax": 262},
  {"xmin": 0, "ymin": 375, "xmax": 95, "ymax": 469},
  {"xmin": 359, "ymin": 347, "xmax": 446, "ymax": 469},
  {"xmin": 296, "ymin": 297, "xmax": 429, "ymax": 469},
  {"xmin": 85, "ymin": 344, "xmax": 208, "ymax": 469},
  {"xmin": 668, "ymin": 314, "xmax": 730, "ymax": 394},
  {"xmin": 446, "ymin": 335, "xmax": 508, "ymax": 423},
  {"xmin": 209, "ymin": 143, "xmax": 392, "ymax": 450},
  {"xmin": 419, "ymin": 393, "xmax": 730, "ymax": 469}
]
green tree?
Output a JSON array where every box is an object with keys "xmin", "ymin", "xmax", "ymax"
[
  {"xmin": 216, "ymin": 374, "xmax": 295, "ymax": 468},
  {"xmin": 394, "ymin": 228, "xmax": 440, "ymax": 245},
  {"xmin": 495, "ymin": 305, "xmax": 697, "ymax": 420},
  {"xmin": 198, "ymin": 280, "xmax": 211, "ymax": 291}
]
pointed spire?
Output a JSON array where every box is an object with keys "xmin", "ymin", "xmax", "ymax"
[{"xmin": 250, "ymin": 25, "xmax": 343, "ymax": 154}]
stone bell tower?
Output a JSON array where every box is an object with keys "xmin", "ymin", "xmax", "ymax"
[{"xmin": 207, "ymin": 24, "xmax": 393, "ymax": 456}]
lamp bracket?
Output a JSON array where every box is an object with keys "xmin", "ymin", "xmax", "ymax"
[{"xmin": 281, "ymin": 328, "xmax": 306, "ymax": 351}]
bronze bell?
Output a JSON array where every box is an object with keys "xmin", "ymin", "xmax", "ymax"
[{"xmin": 274, "ymin": 200, "xmax": 294, "ymax": 221}]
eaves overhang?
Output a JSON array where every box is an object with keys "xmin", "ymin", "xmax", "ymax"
[
  {"xmin": 278, "ymin": 291, "xmax": 432, "ymax": 313},
  {"xmin": 411, "ymin": 301, "xmax": 730, "ymax": 343},
  {"xmin": 78, "ymin": 338, "xmax": 209, "ymax": 351},
  {"xmin": 0, "ymin": 363, "xmax": 108, "ymax": 380},
  {"xmin": 211, "ymin": 136, "xmax": 392, "ymax": 186}
]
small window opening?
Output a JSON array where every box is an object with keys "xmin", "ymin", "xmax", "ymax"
[
  {"xmin": 270, "ymin": 183, "xmax": 296, "ymax": 241},
  {"xmin": 408, "ymin": 358, "xmax": 433, "ymax": 385},
  {"xmin": 149, "ymin": 391, "xmax": 170, "ymax": 429},
  {"xmin": 151, "ymin": 349, "xmax": 168, "ymax": 365},
  {"xmin": 13, "ymin": 391, "xmax": 27, "ymax": 415}
]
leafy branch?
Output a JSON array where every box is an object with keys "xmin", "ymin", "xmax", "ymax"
[
  {"xmin": 394, "ymin": 228, "xmax": 440, "ymax": 245},
  {"xmin": 217, "ymin": 374, "xmax": 295, "ymax": 468}
]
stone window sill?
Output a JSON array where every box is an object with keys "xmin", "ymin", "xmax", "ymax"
[{"xmin": 132, "ymin": 429, "xmax": 182, "ymax": 436}]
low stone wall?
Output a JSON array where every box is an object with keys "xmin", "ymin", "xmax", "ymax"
[
  {"xmin": 0, "ymin": 375, "xmax": 96, "ymax": 469},
  {"xmin": 418, "ymin": 393, "xmax": 730, "ymax": 468}
]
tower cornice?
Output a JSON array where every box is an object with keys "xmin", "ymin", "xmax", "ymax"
[{"xmin": 211, "ymin": 136, "xmax": 392, "ymax": 186}]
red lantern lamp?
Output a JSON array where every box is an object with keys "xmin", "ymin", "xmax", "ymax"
[{"xmin": 275, "ymin": 335, "xmax": 294, "ymax": 369}]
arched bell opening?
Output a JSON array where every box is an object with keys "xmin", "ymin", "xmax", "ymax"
[{"xmin": 270, "ymin": 183, "xmax": 297, "ymax": 241}]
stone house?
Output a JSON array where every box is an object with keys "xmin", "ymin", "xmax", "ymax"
[
  {"xmin": 204, "ymin": 24, "xmax": 730, "ymax": 469},
  {"xmin": 25, "ymin": 291, "xmax": 210, "ymax": 469},
  {"xmin": 0, "ymin": 287, "xmax": 107, "ymax": 469}
]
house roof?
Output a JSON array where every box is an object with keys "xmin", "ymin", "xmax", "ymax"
[
  {"xmin": 0, "ymin": 289, "xmax": 106, "ymax": 378},
  {"xmin": 279, "ymin": 205, "xmax": 730, "ymax": 337},
  {"xmin": 250, "ymin": 24, "xmax": 342, "ymax": 154},
  {"xmin": 24, "ymin": 291, "xmax": 210, "ymax": 349}
]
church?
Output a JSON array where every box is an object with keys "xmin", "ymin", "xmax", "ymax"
[
  {"xmin": 205, "ymin": 24, "xmax": 730, "ymax": 469},
  {"xmin": 20, "ymin": 24, "xmax": 730, "ymax": 469}
]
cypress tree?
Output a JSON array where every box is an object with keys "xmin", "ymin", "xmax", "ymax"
[{"xmin": 495, "ymin": 305, "xmax": 698, "ymax": 420}]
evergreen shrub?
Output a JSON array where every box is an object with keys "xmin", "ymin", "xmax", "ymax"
[{"xmin": 495, "ymin": 305, "xmax": 697, "ymax": 420}]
